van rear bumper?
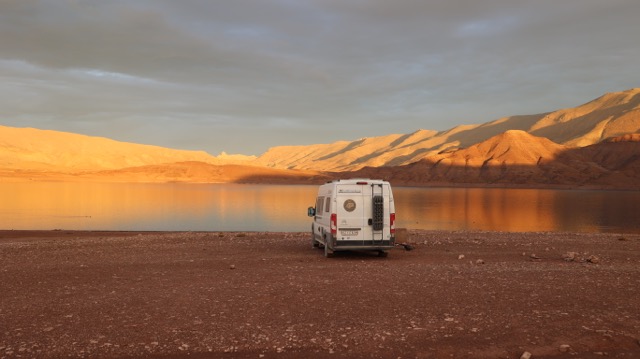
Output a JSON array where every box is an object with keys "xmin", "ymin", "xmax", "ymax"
[{"xmin": 333, "ymin": 239, "xmax": 395, "ymax": 251}]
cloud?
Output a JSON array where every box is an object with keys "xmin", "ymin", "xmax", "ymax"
[{"xmin": 1, "ymin": 0, "xmax": 639, "ymax": 155}]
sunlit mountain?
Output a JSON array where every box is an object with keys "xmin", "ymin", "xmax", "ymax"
[
  {"xmin": 1, "ymin": 88, "xmax": 639, "ymax": 188},
  {"xmin": 0, "ymin": 125, "xmax": 255, "ymax": 171},
  {"xmin": 256, "ymin": 88, "xmax": 640, "ymax": 171},
  {"xmin": 347, "ymin": 130, "xmax": 640, "ymax": 189}
]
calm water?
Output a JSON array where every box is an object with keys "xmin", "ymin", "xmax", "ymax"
[{"xmin": 1, "ymin": 182, "xmax": 639, "ymax": 233}]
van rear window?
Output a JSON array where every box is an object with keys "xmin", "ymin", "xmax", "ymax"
[{"xmin": 325, "ymin": 197, "xmax": 331, "ymax": 213}]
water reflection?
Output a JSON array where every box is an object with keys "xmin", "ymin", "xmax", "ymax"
[
  {"xmin": 394, "ymin": 187, "xmax": 640, "ymax": 233},
  {"xmin": 0, "ymin": 183, "xmax": 318, "ymax": 231},
  {"xmin": 1, "ymin": 182, "xmax": 638, "ymax": 233},
  {"xmin": 394, "ymin": 188, "xmax": 560, "ymax": 232}
]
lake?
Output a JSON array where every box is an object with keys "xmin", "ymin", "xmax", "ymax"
[{"xmin": 1, "ymin": 182, "xmax": 639, "ymax": 233}]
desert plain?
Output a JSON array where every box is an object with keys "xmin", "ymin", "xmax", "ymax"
[{"xmin": 1, "ymin": 229, "xmax": 639, "ymax": 359}]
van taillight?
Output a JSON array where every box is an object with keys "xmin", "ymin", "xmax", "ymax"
[
  {"xmin": 330, "ymin": 213, "xmax": 337, "ymax": 235},
  {"xmin": 390, "ymin": 213, "xmax": 396, "ymax": 234},
  {"xmin": 356, "ymin": 181, "xmax": 368, "ymax": 185}
]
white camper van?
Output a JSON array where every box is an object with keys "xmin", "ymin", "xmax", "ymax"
[{"xmin": 307, "ymin": 179, "xmax": 396, "ymax": 257}]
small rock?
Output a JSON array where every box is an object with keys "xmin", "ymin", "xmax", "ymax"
[
  {"xmin": 230, "ymin": 264, "xmax": 236, "ymax": 270},
  {"xmin": 562, "ymin": 252, "xmax": 578, "ymax": 262},
  {"xmin": 476, "ymin": 259, "xmax": 485, "ymax": 265},
  {"xmin": 530, "ymin": 254, "xmax": 540, "ymax": 260},
  {"xmin": 458, "ymin": 254, "xmax": 465, "ymax": 260},
  {"xmin": 520, "ymin": 351, "xmax": 532, "ymax": 359},
  {"xmin": 587, "ymin": 255, "xmax": 600, "ymax": 264},
  {"xmin": 559, "ymin": 344, "xmax": 571, "ymax": 353}
]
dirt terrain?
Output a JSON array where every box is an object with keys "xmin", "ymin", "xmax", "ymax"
[{"xmin": 1, "ymin": 230, "xmax": 639, "ymax": 358}]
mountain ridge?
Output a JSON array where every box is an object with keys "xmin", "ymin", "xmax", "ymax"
[
  {"xmin": 255, "ymin": 88, "xmax": 640, "ymax": 171},
  {"xmin": 1, "ymin": 88, "xmax": 639, "ymax": 188},
  {"xmin": 0, "ymin": 125, "xmax": 256, "ymax": 171},
  {"xmin": 346, "ymin": 131, "xmax": 640, "ymax": 189}
]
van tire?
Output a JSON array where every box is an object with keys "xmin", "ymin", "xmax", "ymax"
[
  {"xmin": 324, "ymin": 244, "xmax": 334, "ymax": 258},
  {"xmin": 311, "ymin": 228, "xmax": 319, "ymax": 249},
  {"xmin": 377, "ymin": 250, "xmax": 388, "ymax": 258}
]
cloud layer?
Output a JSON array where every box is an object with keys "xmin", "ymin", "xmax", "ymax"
[{"xmin": 1, "ymin": 0, "xmax": 639, "ymax": 154}]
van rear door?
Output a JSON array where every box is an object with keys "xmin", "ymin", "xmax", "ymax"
[{"xmin": 335, "ymin": 184, "xmax": 366, "ymax": 243}]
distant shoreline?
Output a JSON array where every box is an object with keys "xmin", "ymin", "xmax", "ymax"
[{"xmin": 2, "ymin": 176, "xmax": 639, "ymax": 191}]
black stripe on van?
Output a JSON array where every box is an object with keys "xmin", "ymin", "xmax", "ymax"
[{"xmin": 335, "ymin": 240, "xmax": 393, "ymax": 246}]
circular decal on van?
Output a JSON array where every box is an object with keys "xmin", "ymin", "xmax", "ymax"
[{"xmin": 343, "ymin": 199, "xmax": 356, "ymax": 212}]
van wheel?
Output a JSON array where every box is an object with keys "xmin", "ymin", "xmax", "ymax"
[
  {"xmin": 324, "ymin": 244, "xmax": 334, "ymax": 258},
  {"xmin": 377, "ymin": 250, "xmax": 388, "ymax": 258},
  {"xmin": 311, "ymin": 232, "xmax": 319, "ymax": 248}
]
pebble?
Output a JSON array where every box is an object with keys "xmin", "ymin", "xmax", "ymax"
[
  {"xmin": 559, "ymin": 344, "xmax": 571, "ymax": 352},
  {"xmin": 520, "ymin": 351, "xmax": 532, "ymax": 359},
  {"xmin": 230, "ymin": 264, "xmax": 236, "ymax": 270},
  {"xmin": 458, "ymin": 254, "xmax": 465, "ymax": 260},
  {"xmin": 562, "ymin": 252, "xmax": 578, "ymax": 262},
  {"xmin": 476, "ymin": 259, "xmax": 485, "ymax": 265}
]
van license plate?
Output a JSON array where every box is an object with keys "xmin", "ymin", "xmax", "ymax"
[{"xmin": 341, "ymin": 230, "xmax": 359, "ymax": 236}]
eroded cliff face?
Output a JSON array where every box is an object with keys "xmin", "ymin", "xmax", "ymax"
[
  {"xmin": 255, "ymin": 88, "xmax": 640, "ymax": 171},
  {"xmin": 344, "ymin": 132, "xmax": 640, "ymax": 189}
]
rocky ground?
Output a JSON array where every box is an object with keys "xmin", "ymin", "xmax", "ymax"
[{"xmin": 1, "ymin": 230, "xmax": 639, "ymax": 358}]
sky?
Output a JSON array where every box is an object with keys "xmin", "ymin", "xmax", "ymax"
[{"xmin": 1, "ymin": 0, "xmax": 639, "ymax": 156}]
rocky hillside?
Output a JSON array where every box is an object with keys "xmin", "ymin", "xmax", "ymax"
[
  {"xmin": 1, "ymin": 88, "xmax": 639, "ymax": 188},
  {"xmin": 256, "ymin": 88, "xmax": 640, "ymax": 171},
  {"xmin": 345, "ymin": 131, "xmax": 640, "ymax": 189},
  {"xmin": 0, "ymin": 125, "xmax": 255, "ymax": 171}
]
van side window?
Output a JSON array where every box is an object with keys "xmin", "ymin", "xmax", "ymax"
[
  {"xmin": 325, "ymin": 197, "xmax": 331, "ymax": 213},
  {"xmin": 316, "ymin": 197, "xmax": 324, "ymax": 215}
]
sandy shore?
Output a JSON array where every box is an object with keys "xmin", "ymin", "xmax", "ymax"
[{"xmin": 1, "ymin": 230, "xmax": 639, "ymax": 358}]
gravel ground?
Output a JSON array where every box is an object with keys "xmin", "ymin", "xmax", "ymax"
[{"xmin": 1, "ymin": 230, "xmax": 640, "ymax": 359}]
